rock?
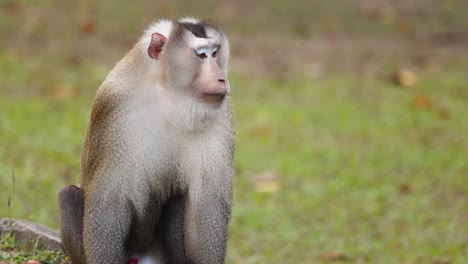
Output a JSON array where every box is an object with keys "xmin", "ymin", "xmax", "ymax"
[{"xmin": 0, "ymin": 218, "xmax": 62, "ymax": 252}]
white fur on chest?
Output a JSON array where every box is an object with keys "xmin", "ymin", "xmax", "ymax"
[
  {"xmin": 134, "ymin": 84, "xmax": 233, "ymax": 192},
  {"xmin": 176, "ymin": 126, "xmax": 232, "ymax": 198}
]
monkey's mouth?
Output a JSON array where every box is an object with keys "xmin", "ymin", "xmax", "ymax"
[{"xmin": 202, "ymin": 93, "xmax": 226, "ymax": 103}]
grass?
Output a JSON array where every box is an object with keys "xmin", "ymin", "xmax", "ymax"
[
  {"xmin": 228, "ymin": 73, "xmax": 467, "ymax": 263},
  {"xmin": 0, "ymin": 231, "xmax": 66, "ymax": 263},
  {"xmin": 1, "ymin": 0, "xmax": 467, "ymax": 263},
  {"xmin": 1, "ymin": 72, "xmax": 466, "ymax": 263}
]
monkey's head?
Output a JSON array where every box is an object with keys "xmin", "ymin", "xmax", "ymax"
[{"xmin": 144, "ymin": 18, "xmax": 230, "ymax": 106}]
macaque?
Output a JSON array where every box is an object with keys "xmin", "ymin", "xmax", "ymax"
[{"xmin": 58, "ymin": 17, "xmax": 235, "ymax": 264}]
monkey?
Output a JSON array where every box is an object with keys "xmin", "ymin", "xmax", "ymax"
[{"xmin": 58, "ymin": 17, "xmax": 235, "ymax": 264}]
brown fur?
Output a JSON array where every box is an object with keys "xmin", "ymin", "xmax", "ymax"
[{"xmin": 58, "ymin": 18, "xmax": 234, "ymax": 264}]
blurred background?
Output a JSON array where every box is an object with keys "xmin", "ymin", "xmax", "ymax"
[{"xmin": 0, "ymin": 0, "xmax": 467, "ymax": 263}]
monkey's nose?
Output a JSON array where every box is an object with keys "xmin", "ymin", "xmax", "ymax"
[{"xmin": 218, "ymin": 79, "xmax": 226, "ymax": 83}]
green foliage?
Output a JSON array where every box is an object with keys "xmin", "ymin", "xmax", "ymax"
[
  {"xmin": 227, "ymin": 73, "xmax": 467, "ymax": 263},
  {"xmin": 0, "ymin": 232, "xmax": 66, "ymax": 264}
]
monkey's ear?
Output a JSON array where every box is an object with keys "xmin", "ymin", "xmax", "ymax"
[{"xmin": 148, "ymin": 33, "xmax": 167, "ymax": 60}]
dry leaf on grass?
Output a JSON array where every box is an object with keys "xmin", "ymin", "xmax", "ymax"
[
  {"xmin": 391, "ymin": 68, "xmax": 418, "ymax": 87},
  {"xmin": 411, "ymin": 95, "xmax": 432, "ymax": 110},
  {"xmin": 432, "ymin": 258, "xmax": 451, "ymax": 264},
  {"xmin": 235, "ymin": 258, "xmax": 246, "ymax": 264},
  {"xmin": 250, "ymin": 125, "xmax": 272, "ymax": 138},
  {"xmin": 252, "ymin": 170, "xmax": 281, "ymax": 193},
  {"xmin": 320, "ymin": 250, "xmax": 350, "ymax": 261},
  {"xmin": 47, "ymin": 84, "xmax": 77, "ymax": 99},
  {"xmin": 399, "ymin": 183, "xmax": 414, "ymax": 194}
]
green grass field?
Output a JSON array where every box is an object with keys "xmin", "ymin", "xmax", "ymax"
[{"xmin": 1, "ymin": 1, "xmax": 467, "ymax": 263}]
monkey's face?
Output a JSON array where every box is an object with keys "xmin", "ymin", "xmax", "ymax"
[
  {"xmin": 159, "ymin": 22, "xmax": 230, "ymax": 106},
  {"xmin": 190, "ymin": 37, "xmax": 230, "ymax": 104}
]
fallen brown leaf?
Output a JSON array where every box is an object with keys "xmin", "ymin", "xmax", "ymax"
[
  {"xmin": 235, "ymin": 258, "xmax": 246, "ymax": 264},
  {"xmin": 432, "ymin": 258, "xmax": 451, "ymax": 264},
  {"xmin": 320, "ymin": 251, "xmax": 350, "ymax": 261},
  {"xmin": 436, "ymin": 107, "xmax": 450, "ymax": 120},
  {"xmin": 79, "ymin": 18, "xmax": 96, "ymax": 34},
  {"xmin": 47, "ymin": 84, "xmax": 77, "ymax": 99},
  {"xmin": 252, "ymin": 170, "xmax": 281, "ymax": 193},
  {"xmin": 411, "ymin": 95, "xmax": 432, "ymax": 110},
  {"xmin": 78, "ymin": 0, "xmax": 97, "ymax": 35},
  {"xmin": 397, "ymin": 69, "xmax": 418, "ymax": 87},
  {"xmin": 399, "ymin": 183, "xmax": 414, "ymax": 194},
  {"xmin": 250, "ymin": 126, "xmax": 272, "ymax": 138}
]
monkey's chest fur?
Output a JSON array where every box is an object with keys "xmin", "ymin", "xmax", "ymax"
[{"xmin": 81, "ymin": 104, "xmax": 234, "ymax": 256}]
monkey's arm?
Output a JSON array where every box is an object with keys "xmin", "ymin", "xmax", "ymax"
[
  {"xmin": 82, "ymin": 179, "xmax": 133, "ymax": 264},
  {"xmin": 184, "ymin": 178, "xmax": 233, "ymax": 264}
]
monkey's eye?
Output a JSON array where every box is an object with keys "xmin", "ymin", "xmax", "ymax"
[
  {"xmin": 212, "ymin": 50, "xmax": 218, "ymax": 58},
  {"xmin": 197, "ymin": 52, "xmax": 207, "ymax": 59}
]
